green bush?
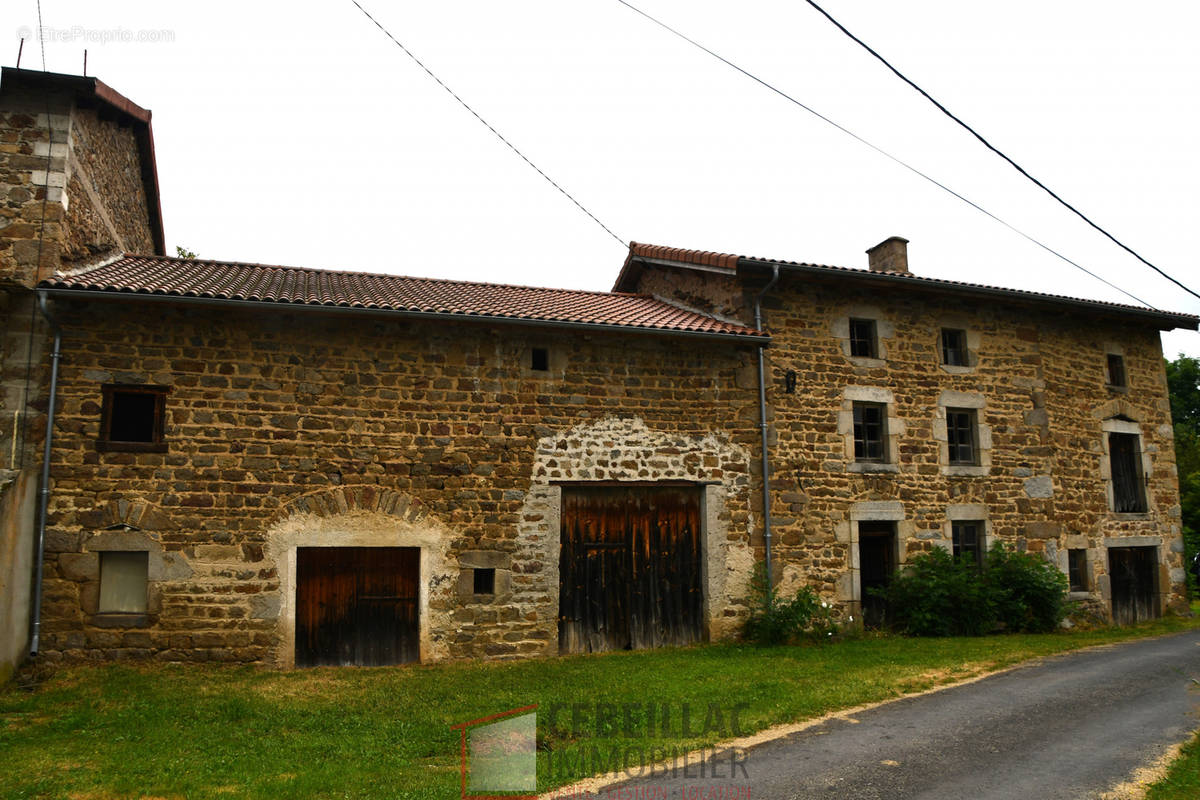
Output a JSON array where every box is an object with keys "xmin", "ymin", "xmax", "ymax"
[
  {"xmin": 742, "ymin": 567, "xmax": 839, "ymax": 645},
  {"xmin": 879, "ymin": 543, "xmax": 1068, "ymax": 637}
]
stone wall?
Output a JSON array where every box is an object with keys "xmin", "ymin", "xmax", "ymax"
[
  {"xmin": 643, "ymin": 266, "xmax": 1185, "ymax": 617},
  {"xmin": 35, "ymin": 299, "xmax": 761, "ymax": 663}
]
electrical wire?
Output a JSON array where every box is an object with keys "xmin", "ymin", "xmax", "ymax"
[
  {"xmin": 348, "ymin": 0, "xmax": 626, "ymax": 248},
  {"xmin": 615, "ymin": 0, "xmax": 1155, "ymax": 308},
  {"xmin": 802, "ymin": 0, "xmax": 1200, "ymax": 303}
]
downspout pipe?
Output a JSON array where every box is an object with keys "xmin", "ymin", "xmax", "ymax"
[
  {"xmin": 752, "ymin": 265, "xmax": 780, "ymax": 605},
  {"xmin": 30, "ymin": 291, "xmax": 62, "ymax": 657}
]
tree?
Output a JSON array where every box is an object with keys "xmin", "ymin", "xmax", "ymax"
[{"xmin": 1166, "ymin": 355, "xmax": 1200, "ymax": 594}]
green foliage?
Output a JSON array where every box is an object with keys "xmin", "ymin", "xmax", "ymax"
[
  {"xmin": 1166, "ymin": 355, "xmax": 1200, "ymax": 594},
  {"xmin": 880, "ymin": 543, "xmax": 1068, "ymax": 637},
  {"xmin": 174, "ymin": 245, "xmax": 198, "ymax": 259},
  {"xmin": 742, "ymin": 567, "xmax": 839, "ymax": 645},
  {"xmin": 876, "ymin": 547, "xmax": 995, "ymax": 636}
]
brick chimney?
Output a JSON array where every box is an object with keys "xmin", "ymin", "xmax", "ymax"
[{"xmin": 866, "ymin": 236, "xmax": 910, "ymax": 274}]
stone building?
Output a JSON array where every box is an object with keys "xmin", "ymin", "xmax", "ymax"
[{"xmin": 1, "ymin": 68, "xmax": 1195, "ymax": 670}]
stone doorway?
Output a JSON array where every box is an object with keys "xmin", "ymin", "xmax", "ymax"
[
  {"xmin": 859, "ymin": 521, "xmax": 897, "ymax": 629},
  {"xmin": 1108, "ymin": 546, "xmax": 1158, "ymax": 625}
]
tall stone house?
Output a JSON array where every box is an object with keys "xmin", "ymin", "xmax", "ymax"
[{"xmin": 0, "ymin": 68, "xmax": 1194, "ymax": 672}]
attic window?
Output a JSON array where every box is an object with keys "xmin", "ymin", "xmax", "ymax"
[
  {"xmin": 941, "ymin": 328, "xmax": 968, "ymax": 366},
  {"xmin": 473, "ymin": 568, "xmax": 496, "ymax": 595},
  {"xmin": 99, "ymin": 385, "xmax": 168, "ymax": 452},
  {"xmin": 848, "ymin": 319, "xmax": 878, "ymax": 358},
  {"xmin": 531, "ymin": 348, "xmax": 549, "ymax": 372},
  {"xmin": 1106, "ymin": 354, "xmax": 1127, "ymax": 388}
]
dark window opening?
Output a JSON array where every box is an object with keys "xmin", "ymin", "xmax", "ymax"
[
  {"xmin": 98, "ymin": 551, "xmax": 149, "ymax": 613},
  {"xmin": 473, "ymin": 567, "xmax": 496, "ymax": 595},
  {"xmin": 853, "ymin": 402, "xmax": 887, "ymax": 462},
  {"xmin": 951, "ymin": 521, "xmax": 985, "ymax": 569},
  {"xmin": 1106, "ymin": 354, "xmax": 1127, "ymax": 387},
  {"xmin": 100, "ymin": 384, "xmax": 168, "ymax": 452},
  {"xmin": 849, "ymin": 318, "xmax": 878, "ymax": 358},
  {"xmin": 1109, "ymin": 432, "xmax": 1147, "ymax": 512},
  {"xmin": 531, "ymin": 347, "xmax": 549, "ymax": 371},
  {"xmin": 946, "ymin": 408, "xmax": 979, "ymax": 466},
  {"xmin": 941, "ymin": 328, "xmax": 968, "ymax": 366},
  {"xmin": 1068, "ymin": 549, "xmax": 1088, "ymax": 592}
]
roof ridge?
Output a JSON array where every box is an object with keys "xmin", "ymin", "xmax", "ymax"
[{"xmin": 118, "ymin": 253, "xmax": 654, "ymax": 301}]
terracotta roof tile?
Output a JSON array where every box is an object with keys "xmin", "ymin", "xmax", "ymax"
[{"xmin": 41, "ymin": 254, "xmax": 766, "ymax": 340}]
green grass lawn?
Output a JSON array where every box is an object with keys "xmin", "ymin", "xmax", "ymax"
[
  {"xmin": 1146, "ymin": 733, "xmax": 1200, "ymax": 800},
  {"xmin": 2, "ymin": 615, "xmax": 1198, "ymax": 800}
]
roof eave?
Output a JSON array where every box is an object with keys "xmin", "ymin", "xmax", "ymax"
[{"xmin": 38, "ymin": 287, "xmax": 771, "ymax": 345}]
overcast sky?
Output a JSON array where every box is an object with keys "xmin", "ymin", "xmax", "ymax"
[{"xmin": 6, "ymin": 1, "xmax": 1198, "ymax": 356}]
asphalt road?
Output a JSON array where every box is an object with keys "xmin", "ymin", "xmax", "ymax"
[{"xmin": 603, "ymin": 630, "xmax": 1200, "ymax": 800}]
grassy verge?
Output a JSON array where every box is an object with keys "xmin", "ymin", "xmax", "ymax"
[
  {"xmin": 2, "ymin": 615, "xmax": 1198, "ymax": 800},
  {"xmin": 1145, "ymin": 733, "xmax": 1200, "ymax": 799}
]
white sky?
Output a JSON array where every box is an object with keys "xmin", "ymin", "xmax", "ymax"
[{"xmin": 6, "ymin": 1, "xmax": 1198, "ymax": 356}]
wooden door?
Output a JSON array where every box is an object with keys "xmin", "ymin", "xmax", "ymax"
[
  {"xmin": 859, "ymin": 522, "xmax": 896, "ymax": 629},
  {"xmin": 1108, "ymin": 546, "xmax": 1158, "ymax": 625},
  {"xmin": 558, "ymin": 486, "xmax": 703, "ymax": 654},
  {"xmin": 295, "ymin": 547, "xmax": 419, "ymax": 667}
]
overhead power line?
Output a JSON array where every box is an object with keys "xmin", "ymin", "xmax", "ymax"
[
  {"xmin": 615, "ymin": 0, "xmax": 1154, "ymax": 308},
  {"xmin": 801, "ymin": 0, "xmax": 1200, "ymax": 303},
  {"xmin": 348, "ymin": 0, "xmax": 626, "ymax": 247}
]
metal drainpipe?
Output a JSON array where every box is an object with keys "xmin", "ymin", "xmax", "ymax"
[
  {"xmin": 753, "ymin": 265, "xmax": 780, "ymax": 605},
  {"xmin": 30, "ymin": 291, "xmax": 62, "ymax": 656}
]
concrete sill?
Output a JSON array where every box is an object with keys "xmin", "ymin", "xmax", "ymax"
[
  {"xmin": 847, "ymin": 356, "xmax": 886, "ymax": 369},
  {"xmin": 1110, "ymin": 513, "xmax": 1152, "ymax": 521},
  {"xmin": 90, "ymin": 613, "xmax": 152, "ymax": 628},
  {"xmin": 941, "ymin": 465, "xmax": 990, "ymax": 478},
  {"xmin": 939, "ymin": 364, "xmax": 975, "ymax": 375},
  {"xmin": 1068, "ymin": 591, "xmax": 1094, "ymax": 600},
  {"xmin": 848, "ymin": 462, "xmax": 900, "ymax": 474},
  {"xmin": 1106, "ymin": 385, "xmax": 1130, "ymax": 395}
]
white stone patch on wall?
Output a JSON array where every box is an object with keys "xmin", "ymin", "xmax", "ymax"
[{"xmin": 519, "ymin": 415, "xmax": 754, "ymax": 645}]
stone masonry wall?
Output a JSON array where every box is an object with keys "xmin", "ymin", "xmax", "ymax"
[
  {"xmin": 637, "ymin": 266, "xmax": 1185, "ymax": 617},
  {"xmin": 35, "ymin": 299, "xmax": 761, "ymax": 664}
]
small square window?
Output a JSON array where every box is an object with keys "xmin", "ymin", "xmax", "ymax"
[
  {"xmin": 951, "ymin": 521, "xmax": 985, "ymax": 569},
  {"xmin": 98, "ymin": 551, "xmax": 149, "ymax": 613},
  {"xmin": 946, "ymin": 408, "xmax": 979, "ymax": 466},
  {"xmin": 1068, "ymin": 549, "xmax": 1088, "ymax": 592},
  {"xmin": 852, "ymin": 402, "xmax": 887, "ymax": 462},
  {"xmin": 473, "ymin": 567, "xmax": 496, "ymax": 595},
  {"xmin": 1106, "ymin": 354, "xmax": 1126, "ymax": 387},
  {"xmin": 848, "ymin": 319, "xmax": 878, "ymax": 358},
  {"xmin": 530, "ymin": 348, "xmax": 549, "ymax": 372},
  {"xmin": 941, "ymin": 328, "xmax": 968, "ymax": 366},
  {"xmin": 100, "ymin": 384, "xmax": 168, "ymax": 452}
]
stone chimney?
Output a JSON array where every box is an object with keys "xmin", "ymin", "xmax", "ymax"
[{"xmin": 866, "ymin": 236, "xmax": 910, "ymax": 274}]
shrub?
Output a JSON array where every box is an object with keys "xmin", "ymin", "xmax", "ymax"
[
  {"xmin": 742, "ymin": 567, "xmax": 839, "ymax": 645},
  {"xmin": 879, "ymin": 543, "xmax": 1068, "ymax": 637},
  {"xmin": 987, "ymin": 543, "xmax": 1070, "ymax": 632},
  {"xmin": 877, "ymin": 546, "xmax": 995, "ymax": 636}
]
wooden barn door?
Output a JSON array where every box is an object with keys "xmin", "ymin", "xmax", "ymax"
[
  {"xmin": 295, "ymin": 547, "xmax": 419, "ymax": 667},
  {"xmin": 558, "ymin": 486, "xmax": 704, "ymax": 654},
  {"xmin": 1108, "ymin": 546, "xmax": 1158, "ymax": 625}
]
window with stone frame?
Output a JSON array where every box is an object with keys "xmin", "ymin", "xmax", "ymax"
[
  {"xmin": 848, "ymin": 318, "xmax": 878, "ymax": 358},
  {"xmin": 99, "ymin": 384, "xmax": 168, "ymax": 452},
  {"xmin": 1108, "ymin": 432, "xmax": 1147, "ymax": 512},
  {"xmin": 98, "ymin": 551, "xmax": 149, "ymax": 613},
  {"xmin": 853, "ymin": 402, "xmax": 888, "ymax": 462},
  {"xmin": 941, "ymin": 328, "xmax": 968, "ymax": 366},
  {"xmin": 946, "ymin": 408, "xmax": 979, "ymax": 466},
  {"xmin": 951, "ymin": 520, "xmax": 985, "ymax": 569},
  {"xmin": 1106, "ymin": 354, "xmax": 1127, "ymax": 388},
  {"xmin": 1068, "ymin": 549, "xmax": 1088, "ymax": 592}
]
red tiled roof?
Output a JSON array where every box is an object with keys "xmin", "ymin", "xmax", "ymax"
[
  {"xmin": 41, "ymin": 254, "xmax": 767, "ymax": 340},
  {"xmin": 617, "ymin": 242, "xmax": 1199, "ymax": 330}
]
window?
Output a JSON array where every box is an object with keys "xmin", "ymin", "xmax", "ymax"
[
  {"xmin": 98, "ymin": 551, "xmax": 149, "ymax": 613},
  {"xmin": 1108, "ymin": 432, "xmax": 1147, "ymax": 512},
  {"xmin": 531, "ymin": 347, "xmax": 549, "ymax": 372},
  {"xmin": 99, "ymin": 384, "xmax": 168, "ymax": 452},
  {"xmin": 946, "ymin": 408, "xmax": 979, "ymax": 466},
  {"xmin": 1068, "ymin": 549, "xmax": 1088, "ymax": 592},
  {"xmin": 473, "ymin": 567, "xmax": 496, "ymax": 595},
  {"xmin": 853, "ymin": 402, "xmax": 887, "ymax": 462},
  {"xmin": 1106, "ymin": 354, "xmax": 1127, "ymax": 387},
  {"xmin": 941, "ymin": 328, "xmax": 968, "ymax": 366},
  {"xmin": 951, "ymin": 521, "xmax": 985, "ymax": 569},
  {"xmin": 848, "ymin": 318, "xmax": 878, "ymax": 358}
]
